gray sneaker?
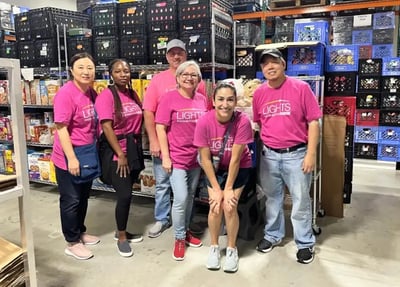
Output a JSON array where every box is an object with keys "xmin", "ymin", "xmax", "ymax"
[
  {"xmin": 148, "ymin": 221, "xmax": 171, "ymax": 238},
  {"xmin": 117, "ymin": 240, "xmax": 133, "ymax": 257},
  {"xmin": 223, "ymin": 247, "xmax": 239, "ymax": 273},
  {"xmin": 114, "ymin": 231, "xmax": 143, "ymax": 243},
  {"xmin": 206, "ymin": 245, "xmax": 220, "ymax": 270}
]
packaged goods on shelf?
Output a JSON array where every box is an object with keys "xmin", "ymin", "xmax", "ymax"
[
  {"xmin": 0, "ymin": 116, "xmax": 12, "ymax": 140},
  {"xmin": 139, "ymin": 159, "xmax": 155, "ymax": 196},
  {"xmin": 0, "ymin": 80, "xmax": 8, "ymax": 104}
]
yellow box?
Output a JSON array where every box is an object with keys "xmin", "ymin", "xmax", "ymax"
[
  {"xmin": 93, "ymin": 80, "xmax": 109, "ymax": 95},
  {"xmin": 141, "ymin": 79, "xmax": 151, "ymax": 100},
  {"xmin": 131, "ymin": 79, "xmax": 142, "ymax": 101},
  {"xmin": 49, "ymin": 160, "xmax": 56, "ymax": 183},
  {"xmin": 38, "ymin": 158, "xmax": 51, "ymax": 181}
]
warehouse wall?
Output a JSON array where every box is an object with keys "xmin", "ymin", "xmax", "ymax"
[{"xmin": 4, "ymin": 0, "xmax": 76, "ymax": 10}]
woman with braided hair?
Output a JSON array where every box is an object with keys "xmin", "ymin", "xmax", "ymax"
[{"xmin": 95, "ymin": 59, "xmax": 144, "ymax": 257}]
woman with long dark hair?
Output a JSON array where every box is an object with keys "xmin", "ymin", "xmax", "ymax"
[{"xmin": 95, "ymin": 59, "xmax": 144, "ymax": 257}]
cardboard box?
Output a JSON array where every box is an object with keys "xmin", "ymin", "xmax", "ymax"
[
  {"xmin": 93, "ymin": 80, "xmax": 108, "ymax": 94},
  {"xmin": 38, "ymin": 157, "xmax": 51, "ymax": 181},
  {"xmin": 45, "ymin": 80, "xmax": 61, "ymax": 106},
  {"xmin": 28, "ymin": 152, "xmax": 43, "ymax": 180},
  {"xmin": 321, "ymin": 115, "xmax": 346, "ymax": 218},
  {"xmin": 0, "ymin": 117, "xmax": 12, "ymax": 140}
]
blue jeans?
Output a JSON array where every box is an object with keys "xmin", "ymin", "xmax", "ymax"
[
  {"xmin": 55, "ymin": 166, "xmax": 93, "ymax": 243},
  {"xmin": 169, "ymin": 167, "xmax": 201, "ymax": 240},
  {"xmin": 153, "ymin": 157, "xmax": 172, "ymax": 225},
  {"xmin": 259, "ymin": 145, "xmax": 315, "ymax": 249}
]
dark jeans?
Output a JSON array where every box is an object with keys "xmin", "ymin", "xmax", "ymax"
[
  {"xmin": 109, "ymin": 161, "xmax": 141, "ymax": 231},
  {"xmin": 55, "ymin": 166, "xmax": 93, "ymax": 243}
]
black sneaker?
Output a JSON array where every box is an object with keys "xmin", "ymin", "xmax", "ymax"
[
  {"xmin": 297, "ymin": 247, "xmax": 314, "ymax": 264},
  {"xmin": 114, "ymin": 231, "xmax": 143, "ymax": 243},
  {"xmin": 256, "ymin": 238, "xmax": 282, "ymax": 253}
]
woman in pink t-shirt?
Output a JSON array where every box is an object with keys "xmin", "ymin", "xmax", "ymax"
[
  {"xmin": 95, "ymin": 59, "xmax": 144, "ymax": 258},
  {"xmin": 155, "ymin": 60, "xmax": 208, "ymax": 261},
  {"xmin": 52, "ymin": 52, "xmax": 99, "ymax": 260},
  {"xmin": 193, "ymin": 81, "xmax": 253, "ymax": 273}
]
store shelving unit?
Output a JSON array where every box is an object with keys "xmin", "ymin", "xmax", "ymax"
[
  {"xmin": 0, "ymin": 58, "xmax": 37, "ymax": 287},
  {"xmin": 233, "ymin": 0, "xmax": 400, "ymax": 20}
]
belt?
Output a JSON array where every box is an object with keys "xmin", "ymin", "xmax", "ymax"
[{"xmin": 265, "ymin": 143, "xmax": 307, "ymax": 153}]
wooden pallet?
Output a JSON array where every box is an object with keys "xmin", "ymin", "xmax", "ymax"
[{"xmin": 270, "ymin": 0, "xmax": 327, "ymax": 10}]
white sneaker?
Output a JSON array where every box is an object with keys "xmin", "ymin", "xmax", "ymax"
[
  {"xmin": 223, "ymin": 247, "xmax": 239, "ymax": 273},
  {"xmin": 206, "ymin": 245, "xmax": 220, "ymax": 270}
]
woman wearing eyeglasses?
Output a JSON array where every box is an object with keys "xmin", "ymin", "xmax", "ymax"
[
  {"xmin": 193, "ymin": 81, "xmax": 253, "ymax": 273},
  {"xmin": 155, "ymin": 60, "xmax": 208, "ymax": 261}
]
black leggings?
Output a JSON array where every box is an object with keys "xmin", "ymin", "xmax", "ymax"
[{"xmin": 109, "ymin": 161, "xmax": 140, "ymax": 231}]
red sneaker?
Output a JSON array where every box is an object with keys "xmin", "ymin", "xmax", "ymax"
[
  {"xmin": 173, "ymin": 239, "xmax": 185, "ymax": 261},
  {"xmin": 185, "ymin": 231, "xmax": 202, "ymax": 247}
]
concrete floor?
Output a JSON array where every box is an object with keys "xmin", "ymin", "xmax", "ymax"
[{"xmin": 1, "ymin": 159, "xmax": 400, "ymax": 287}]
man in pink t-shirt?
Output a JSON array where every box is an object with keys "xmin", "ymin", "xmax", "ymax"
[
  {"xmin": 253, "ymin": 48, "xmax": 322, "ymax": 264},
  {"xmin": 143, "ymin": 39, "xmax": 208, "ymax": 238}
]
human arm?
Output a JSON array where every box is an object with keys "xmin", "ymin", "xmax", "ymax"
[
  {"xmin": 303, "ymin": 120, "xmax": 320, "ymax": 173},
  {"xmin": 155, "ymin": 123, "xmax": 172, "ymax": 172},
  {"xmin": 199, "ymin": 147, "xmax": 223, "ymax": 214},
  {"xmin": 101, "ymin": 120, "xmax": 129, "ymax": 177},
  {"xmin": 55, "ymin": 123, "xmax": 79, "ymax": 175},
  {"xmin": 144, "ymin": 110, "xmax": 161, "ymax": 157}
]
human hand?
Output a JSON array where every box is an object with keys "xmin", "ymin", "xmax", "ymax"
[
  {"xmin": 150, "ymin": 142, "xmax": 161, "ymax": 158},
  {"xmin": 302, "ymin": 153, "xmax": 316, "ymax": 174},
  {"xmin": 117, "ymin": 153, "xmax": 129, "ymax": 177},
  {"xmin": 68, "ymin": 157, "xmax": 80, "ymax": 176},
  {"xmin": 162, "ymin": 158, "xmax": 172, "ymax": 173}
]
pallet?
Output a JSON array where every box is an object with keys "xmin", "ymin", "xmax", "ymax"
[{"xmin": 269, "ymin": 0, "xmax": 327, "ymax": 10}]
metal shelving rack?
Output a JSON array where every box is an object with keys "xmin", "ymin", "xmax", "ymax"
[{"xmin": 0, "ymin": 58, "xmax": 37, "ymax": 287}]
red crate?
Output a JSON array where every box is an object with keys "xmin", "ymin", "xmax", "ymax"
[
  {"xmin": 356, "ymin": 109, "xmax": 380, "ymax": 126},
  {"xmin": 324, "ymin": 96, "xmax": 356, "ymax": 126}
]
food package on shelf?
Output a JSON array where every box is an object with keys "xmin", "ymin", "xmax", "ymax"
[
  {"xmin": 139, "ymin": 159, "xmax": 155, "ymax": 196},
  {"xmin": 0, "ymin": 80, "xmax": 9, "ymax": 104}
]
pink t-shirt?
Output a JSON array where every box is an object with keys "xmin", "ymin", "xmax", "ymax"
[
  {"xmin": 155, "ymin": 89, "xmax": 207, "ymax": 170},
  {"xmin": 51, "ymin": 81, "xmax": 97, "ymax": 170},
  {"xmin": 95, "ymin": 88, "xmax": 143, "ymax": 158},
  {"xmin": 252, "ymin": 77, "xmax": 322, "ymax": 148},
  {"xmin": 143, "ymin": 69, "xmax": 208, "ymax": 113},
  {"xmin": 193, "ymin": 111, "xmax": 253, "ymax": 170}
]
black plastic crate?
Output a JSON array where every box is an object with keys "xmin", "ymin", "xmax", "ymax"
[
  {"xmin": 147, "ymin": 0, "xmax": 177, "ymax": 32},
  {"xmin": 119, "ymin": 35, "xmax": 148, "ymax": 66},
  {"xmin": 17, "ymin": 41, "xmax": 35, "ymax": 68},
  {"xmin": 93, "ymin": 36, "xmax": 119, "ymax": 67},
  {"xmin": 235, "ymin": 47, "xmax": 256, "ymax": 79},
  {"xmin": 272, "ymin": 32, "xmax": 294, "ymax": 43},
  {"xmin": 381, "ymin": 76, "xmax": 400, "ymax": 92},
  {"xmin": 181, "ymin": 32, "xmax": 232, "ymax": 64},
  {"xmin": 67, "ymin": 36, "xmax": 92, "ymax": 58},
  {"xmin": 381, "ymin": 93, "xmax": 400, "ymax": 110},
  {"xmin": 356, "ymin": 92, "xmax": 380, "ymax": 109},
  {"xmin": 118, "ymin": 1, "xmax": 146, "ymax": 26},
  {"xmin": 354, "ymin": 143, "xmax": 378, "ymax": 160},
  {"xmin": 119, "ymin": 24, "xmax": 146, "ymax": 37},
  {"xmin": 14, "ymin": 12, "xmax": 31, "ymax": 41},
  {"xmin": 93, "ymin": 26, "xmax": 119, "ymax": 37},
  {"xmin": 357, "ymin": 76, "xmax": 381, "ymax": 93},
  {"xmin": 92, "ymin": 3, "xmax": 118, "ymax": 27},
  {"xmin": 148, "ymin": 32, "xmax": 178, "ymax": 65},
  {"xmin": 0, "ymin": 42, "xmax": 17, "ymax": 58},
  {"xmin": 324, "ymin": 72, "xmax": 357, "ymax": 96},
  {"xmin": 344, "ymin": 148, "xmax": 353, "ymax": 183},
  {"xmin": 34, "ymin": 38, "xmax": 66, "ymax": 68},
  {"xmin": 345, "ymin": 125, "xmax": 354, "ymax": 147},
  {"xmin": 358, "ymin": 58, "xmax": 382, "ymax": 76},
  {"xmin": 180, "ymin": 19, "xmax": 211, "ymax": 34},
  {"xmin": 29, "ymin": 7, "xmax": 89, "ymax": 39},
  {"xmin": 343, "ymin": 182, "xmax": 352, "ymax": 204},
  {"xmin": 379, "ymin": 110, "xmax": 400, "ymax": 126},
  {"xmin": 372, "ymin": 29, "xmax": 395, "ymax": 45}
]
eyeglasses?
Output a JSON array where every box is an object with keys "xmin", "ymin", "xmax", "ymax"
[{"xmin": 181, "ymin": 73, "xmax": 198, "ymax": 79}]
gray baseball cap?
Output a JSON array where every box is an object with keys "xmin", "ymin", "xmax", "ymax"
[
  {"xmin": 259, "ymin": 48, "xmax": 283, "ymax": 63},
  {"xmin": 166, "ymin": 39, "xmax": 186, "ymax": 53}
]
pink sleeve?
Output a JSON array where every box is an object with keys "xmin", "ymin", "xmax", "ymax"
[
  {"xmin": 95, "ymin": 88, "xmax": 114, "ymax": 122},
  {"xmin": 234, "ymin": 113, "xmax": 253, "ymax": 144},
  {"xmin": 54, "ymin": 83, "xmax": 73, "ymax": 125},
  {"xmin": 193, "ymin": 115, "xmax": 208, "ymax": 147},
  {"xmin": 155, "ymin": 93, "xmax": 171, "ymax": 126}
]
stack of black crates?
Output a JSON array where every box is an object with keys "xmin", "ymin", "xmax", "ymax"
[
  {"xmin": 178, "ymin": 0, "xmax": 233, "ymax": 65},
  {"xmin": 14, "ymin": 8, "xmax": 89, "ymax": 68},
  {"xmin": 0, "ymin": 4, "xmax": 16, "ymax": 59},
  {"xmin": 118, "ymin": 1, "xmax": 147, "ymax": 66},
  {"xmin": 148, "ymin": 0, "xmax": 178, "ymax": 65},
  {"xmin": 91, "ymin": 3, "xmax": 119, "ymax": 67}
]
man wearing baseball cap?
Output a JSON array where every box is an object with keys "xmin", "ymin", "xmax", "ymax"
[
  {"xmin": 143, "ymin": 39, "xmax": 207, "ymax": 238},
  {"xmin": 253, "ymin": 48, "xmax": 322, "ymax": 264}
]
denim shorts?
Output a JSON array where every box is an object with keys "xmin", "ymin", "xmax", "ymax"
[{"xmin": 206, "ymin": 168, "xmax": 251, "ymax": 189}]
